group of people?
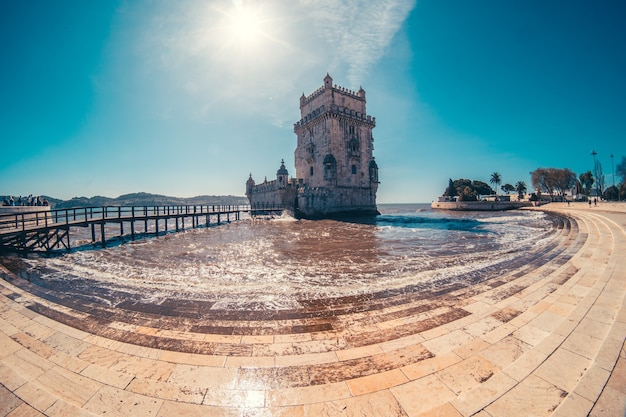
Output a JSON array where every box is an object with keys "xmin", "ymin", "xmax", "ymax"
[{"xmin": 2, "ymin": 195, "xmax": 49, "ymax": 207}]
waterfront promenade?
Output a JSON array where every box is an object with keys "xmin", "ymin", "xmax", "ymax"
[{"xmin": 0, "ymin": 203, "xmax": 624, "ymax": 416}]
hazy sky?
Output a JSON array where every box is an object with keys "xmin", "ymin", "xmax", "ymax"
[{"xmin": 1, "ymin": 0, "xmax": 624, "ymax": 203}]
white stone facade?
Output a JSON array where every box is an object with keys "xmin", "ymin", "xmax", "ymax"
[{"xmin": 247, "ymin": 74, "xmax": 379, "ymax": 219}]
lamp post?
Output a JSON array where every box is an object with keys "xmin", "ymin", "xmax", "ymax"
[{"xmin": 591, "ymin": 150, "xmax": 598, "ymax": 198}]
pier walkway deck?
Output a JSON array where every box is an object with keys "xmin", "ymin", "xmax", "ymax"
[
  {"xmin": 0, "ymin": 205, "xmax": 246, "ymax": 252},
  {"xmin": 0, "ymin": 203, "xmax": 624, "ymax": 416}
]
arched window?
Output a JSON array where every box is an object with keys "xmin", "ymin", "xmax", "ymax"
[
  {"xmin": 323, "ymin": 154, "xmax": 337, "ymax": 182},
  {"xmin": 351, "ymin": 165, "xmax": 357, "ymax": 174},
  {"xmin": 310, "ymin": 166, "xmax": 314, "ymax": 176}
]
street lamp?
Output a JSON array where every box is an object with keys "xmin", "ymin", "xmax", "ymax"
[{"xmin": 591, "ymin": 150, "xmax": 598, "ymax": 197}]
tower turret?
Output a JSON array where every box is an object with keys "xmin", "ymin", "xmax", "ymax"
[
  {"xmin": 276, "ymin": 159, "xmax": 289, "ymax": 189},
  {"xmin": 246, "ymin": 174, "xmax": 255, "ymax": 199}
]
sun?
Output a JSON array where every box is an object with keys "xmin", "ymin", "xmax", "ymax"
[{"xmin": 223, "ymin": 2, "xmax": 270, "ymax": 50}]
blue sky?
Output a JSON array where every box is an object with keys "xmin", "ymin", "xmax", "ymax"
[{"xmin": 1, "ymin": 0, "xmax": 624, "ymax": 203}]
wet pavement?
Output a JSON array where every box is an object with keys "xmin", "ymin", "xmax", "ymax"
[{"xmin": 0, "ymin": 205, "xmax": 625, "ymax": 416}]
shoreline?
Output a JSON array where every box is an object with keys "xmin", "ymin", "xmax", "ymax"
[{"xmin": 0, "ymin": 203, "xmax": 624, "ymax": 416}]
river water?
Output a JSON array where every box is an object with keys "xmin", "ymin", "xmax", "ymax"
[{"xmin": 0, "ymin": 204, "xmax": 557, "ymax": 310}]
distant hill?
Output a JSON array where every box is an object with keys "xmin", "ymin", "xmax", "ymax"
[{"xmin": 17, "ymin": 192, "xmax": 248, "ymax": 209}]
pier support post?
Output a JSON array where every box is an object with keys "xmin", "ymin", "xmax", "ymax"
[{"xmin": 100, "ymin": 222, "xmax": 106, "ymax": 248}]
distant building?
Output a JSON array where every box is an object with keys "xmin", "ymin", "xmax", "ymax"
[{"xmin": 246, "ymin": 74, "xmax": 379, "ymax": 219}]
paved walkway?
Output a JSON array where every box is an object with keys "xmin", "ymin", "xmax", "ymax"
[{"xmin": 1, "ymin": 203, "xmax": 624, "ymax": 416}]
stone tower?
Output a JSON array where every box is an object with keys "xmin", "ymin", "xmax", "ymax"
[{"xmin": 293, "ymin": 74, "xmax": 379, "ymax": 218}]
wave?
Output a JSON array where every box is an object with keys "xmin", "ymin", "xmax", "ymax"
[{"xmin": 376, "ymin": 214, "xmax": 484, "ymax": 232}]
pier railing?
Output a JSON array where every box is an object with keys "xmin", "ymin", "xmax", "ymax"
[{"xmin": 0, "ymin": 205, "xmax": 250, "ymax": 252}]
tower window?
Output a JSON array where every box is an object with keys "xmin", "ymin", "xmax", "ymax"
[
  {"xmin": 310, "ymin": 166, "xmax": 314, "ymax": 176},
  {"xmin": 323, "ymin": 154, "xmax": 337, "ymax": 182},
  {"xmin": 351, "ymin": 165, "xmax": 357, "ymax": 174}
]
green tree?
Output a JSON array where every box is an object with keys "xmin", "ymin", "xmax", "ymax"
[
  {"xmin": 579, "ymin": 171, "xmax": 594, "ymax": 195},
  {"xmin": 616, "ymin": 156, "xmax": 626, "ymax": 184},
  {"xmin": 532, "ymin": 167, "xmax": 576, "ymax": 201},
  {"xmin": 604, "ymin": 185, "xmax": 619, "ymax": 201},
  {"xmin": 471, "ymin": 180, "xmax": 493, "ymax": 197},
  {"xmin": 444, "ymin": 178, "xmax": 457, "ymax": 198},
  {"xmin": 501, "ymin": 184, "xmax": 515, "ymax": 195},
  {"xmin": 490, "ymin": 172, "xmax": 501, "ymax": 198},
  {"xmin": 459, "ymin": 186, "xmax": 478, "ymax": 201},
  {"xmin": 515, "ymin": 181, "xmax": 527, "ymax": 200}
]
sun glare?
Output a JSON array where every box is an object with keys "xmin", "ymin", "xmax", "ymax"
[{"xmin": 224, "ymin": 3, "xmax": 268, "ymax": 49}]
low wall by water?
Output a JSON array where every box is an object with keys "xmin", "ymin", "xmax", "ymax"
[{"xmin": 431, "ymin": 201, "xmax": 531, "ymax": 211}]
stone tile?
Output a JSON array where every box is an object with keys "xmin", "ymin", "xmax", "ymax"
[
  {"xmin": 480, "ymin": 322, "xmax": 517, "ymax": 345},
  {"xmin": 453, "ymin": 338, "xmax": 491, "ymax": 360},
  {"xmin": 390, "ymin": 374, "xmax": 457, "ymax": 416},
  {"xmin": 589, "ymin": 385, "xmax": 626, "ymax": 417},
  {"xmin": 577, "ymin": 317, "xmax": 613, "ymax": 339},
  {"xmin": 267, "ymin": 381, "xmax": 352, "ymax": 407},
  {"xmin": 346, "ymin": 369, "xmax": 409, "ymax": 396},
  {"xmin": 80, "ymin": 363, "xmax": 135, "ymax": 389},
  {"xmin": 158, "ymin": 350, "xmax": 226, "ymax": 367},
  {"xmin": 401, "ymin": 352, "xmax": 462, "ymax": 381},
  {"xmin": 534, "ymin": 347, "xmax": 590, "ymax": 392},
  {"xmin": 225, "ymin": 355, "xmax": 275, "ymax": 368},
  {"xmin": 305, "ymin": 390, "xmax": 407, "ymax": 417},
  {"xmin": 437, "ymin": 355, "xmax": 500, "ymax": 396},
  {"xmin": 0, "ymin": 382, "xmax": 23, "ymax": 415},
  {"xmin": 561, "ymin": 331, "xmax": 603, "ymax": 360},
  {"xmin": 529, "ymin": 311, "xmax": 565, "ymax": 333},
  {"xmin": 380, "ymin": 333, "xmax": 426, "ymax": 353},
  {"xmin": 501, "ymin": 348, "xmax": 549, "ymax": 382},
  {"xmin": 0, "ymin": 359, "xmax": 29, "ymax": 391},
  {"xmin": 451, "ymin": 371, "xmax": 516, "ymax": 417},
  {"xmin": 0, "ymin": 332, "xmax": 22, "ymax": 359},
  {"xmin": 485, "ymin": 375, "xmax": 566, "ymax": 417},
  {"xmin": 551, "ymin": 392, "xmax": 594, "ymax": 417},
  {"xmin": 203, "ymin": 387, "xmax": 265, "ymax": 408},
  {"xmin": 462, "ymin": 317, "xmax": 502, "ymax": 338},
  {"xmin": 417, "ymin": 402, "xmax": 463, "ymax": 417},
  {"xmin": 167, "ymin": 364, "xmax": 238, "ymax": 389},
  {"xmin": 48, "ymin": 350, "xmax": 89, "ymax": 373},
  {"xmin": 20, "ymin": 320, "xmax": 56, "ymax": 341},
  {"xmin": 77, "ymin": 345, "xmax": 127, "ymax": 368},
  {"xmin": 477, "ymin": 335, "xmax": 531, "ymax": 369},
  {"xmin": 573, "ymin": 364, "xmax": 611, "ymax": 403},
  {"xmin": 127, "ymin": 376, "xmax": 206, "ymax": 404},
  {"xmin": 336, "ymin": 344, "xmax": 384, "ymax": 361},
  {"xmin": 512, "ymin": 324, "xmax": 550, "ymax": 346},
  {"xmin": 109, "ymin": 356, "xmax": 174, "ymax": 382},
  {"xmin": 422, "ymin": 330, "xmax": 474, "ymax": 356},
  {"xmin": 84, "ymin": 385, "xmax": 163, "ymax": 417},
  {"xmin": 6, "ymin": 403, "xmax": 44, "ymax": 417},
  {"xmin": 13, "ymin": 381, "xmax": 57, "ymax": 412},
  {"xmin": 4, "ymin": 348, "xmax": 54, "ymax": 382},
  {"xmin": 156, "ymin": 400, "xmax": 240, "ymax": 417},
  {"xmin": 274, "ymin": 351, "xmax": 337, "ymax": 367},
  {"xmin": 35, "ymin": 365, "xmax": 102, "ymax": 407}
]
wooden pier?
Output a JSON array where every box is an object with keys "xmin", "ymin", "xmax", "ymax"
[{"xmin": 0, "ymin": 205, "xmax": 248, "ymax": 253}]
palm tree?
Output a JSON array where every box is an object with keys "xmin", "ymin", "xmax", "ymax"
[
  {"xmin": 515, "ymin": 181, "xmax": 527, "ymax": 201},
  {"xmin": 490, "ymin": 172, "xmax": 501, "ymax": 200}
]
